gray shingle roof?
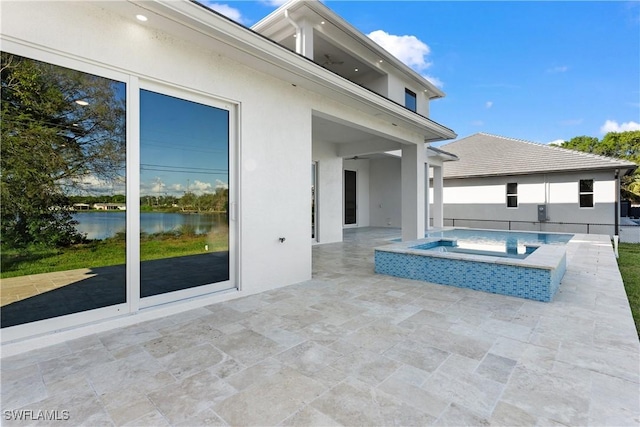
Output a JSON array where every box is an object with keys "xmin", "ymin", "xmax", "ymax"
[{"xmin": 440, "ymin": 133, "xmax": 637, "ymax": 179}]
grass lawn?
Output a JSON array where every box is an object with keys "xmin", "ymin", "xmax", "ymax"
[
  {"xmin": 618, "ymin": 243, "xmax": 640, "ymax": 339},
  {"xmin": 1, "ymin": 232, "xmax": 228, "ymax": 279}
]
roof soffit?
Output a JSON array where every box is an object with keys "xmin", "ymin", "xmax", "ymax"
[
  {"xmin": 252, "ymin": 0, "xmax": 445, "ymax": 99},
  {"xmin": 105, "ymin": 1, "xmax": 454, "ymax": 141}
]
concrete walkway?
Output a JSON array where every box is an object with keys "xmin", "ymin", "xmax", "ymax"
[{"xmin": 1, "ymin": 228, "xmax": 638, "ymax": 425}]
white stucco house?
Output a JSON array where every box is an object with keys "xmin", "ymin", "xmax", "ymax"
[
  {"xmin": 431, "ymin": 133, "xmax": 638, "ymax": 241},
  {"xmin": 1, "ymin": 0, "xmax": 456, "ymax": 350}
]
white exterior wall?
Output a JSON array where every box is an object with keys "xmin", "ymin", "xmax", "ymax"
[
  {"xmin": 369, "ymin": 157, "xmax": 402, "ymax": 227},
  {"xmin": 0, "ymin": 0, "xmax": 308, "ymax": 321},
  {"xmin": 312, "ymin": 140, "xmax": 343, "ymax": 243},
  {"xmin": 1, "ymin": 1, "xmax": 429, "ymax": 351},
  {"xmin": 386, "ymin": 73, "xmax": 430, "ymax": 116},
  {"xmin": 436, "ymin": 171, "xmax": 619, "ymax": 235}
]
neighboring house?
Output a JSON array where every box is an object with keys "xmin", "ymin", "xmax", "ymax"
[
  {"xmin": 93, "ymin": 203, "xmax": 126, "ymax": 211},
  {"xmin": 71, "ymin": 203, "xmax": 91, "ymax": 211},
  {"xmin": 432, "ymin": 133, "xmax": 638, "ymax": 240},
  {"xmin": 1, "ymin": 0, "xmax": 455, "ymax": 347}
]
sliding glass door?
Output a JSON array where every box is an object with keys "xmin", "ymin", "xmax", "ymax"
[
  {"xmin": 1, "ymin": 51, "xmax": 236, "ymax": 341},
  {"xmin": 139, "ymin": 89, "xmax": 231, "ymax": 304}
]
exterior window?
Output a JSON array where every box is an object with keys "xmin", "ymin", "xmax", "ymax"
[
  {"xmin": 579, "ymin": 179, "xmax": 594, "ymax": 208},
  {"xmin": 506, "ymin": 183, "xmax": 518, "ymax": 208},
  {"xmin": 405, "ymin": 88, "xmax": 417, "ymax": 112}
]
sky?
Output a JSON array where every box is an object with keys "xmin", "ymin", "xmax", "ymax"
[
  {"xmin": 201, "ymin": 0, "xmax": 640, "ymax": 146},
  {"xmin": 140, "ymin": 90, "xmax": 229, "ymax": 197}
]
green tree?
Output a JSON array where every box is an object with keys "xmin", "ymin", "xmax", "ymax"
[
  {"xmin": 1, "ymin": 53, "xmax": 125, "ymax": 249},
  {"xmin": 180, "ymin": 192, "xmax": 197, "ymax": 210},
  {"xmin": 197, "ymin": 193, "xmax": 216, "ymax": 212},
  {"xmin": 557, "ymin": 131, "xmax": 640, "ymax": 202},
  {"xmin": 554, "ymin": 135, "xmax": 600, "ymax": 152}
]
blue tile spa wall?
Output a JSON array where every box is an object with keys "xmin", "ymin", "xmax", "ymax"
[{"xmin": 375, "ymin": 251, "xmax": 559, "ymax": 302}]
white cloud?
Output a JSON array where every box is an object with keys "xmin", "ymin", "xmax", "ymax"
[
  {"xmin": 215, "ymin": 179, "xmax": 229, "ymax": 190},
  {"xmin": 367, "ymin": 30, "xmax": 433, "ymax": 72},
  {"xmin": 168, "ymin": 183, "xmax": 184, "ymax": 195},
  {"xmin": 547, "ymin": 139, "xmax": 565, "ymax": 146},
  {"xmin": 200, "ymin": 2, "xmax": 247, "ymax": 24},
  {"xmin": 190, "ymin": 180, "xmax": 213, "ymax": 194},
  {"xmin": 547, "ymin": 65, "xmax": 569, "ymax": 73},
  {"xmin": 600, "ymin": 119, "xmax": 640, "ymax": 134},
  {"xmin": 423, "ymin": 75, "xmax": 443, "ymax": 88},
  {"xmin": 485, "ymin": 101, "xmax": 493, "ymax": 109}
]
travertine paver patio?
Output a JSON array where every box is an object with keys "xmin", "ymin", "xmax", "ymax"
[{"xmin": 1, "ymin": 228, "xmax": 639, "ymax": 426}]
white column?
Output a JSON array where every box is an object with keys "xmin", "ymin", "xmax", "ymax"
[
  {"xmin": 425, "ymin": 160, "xmax": 431, "ymax": 231},
  {"xmin": 433, "ymin": 165, "xmax": 444, "ymax": 228},
  {"xmin": 401, "ymin": 143, "xmax": 425, "ymax": 241}
]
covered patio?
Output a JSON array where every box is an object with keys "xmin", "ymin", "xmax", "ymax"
[{"xmin": 1, "ymin": 228, "xmax": 638, "ymax": 425}]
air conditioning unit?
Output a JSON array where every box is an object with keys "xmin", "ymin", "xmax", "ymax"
[{"xmin": 538, "ymin": 204, "xmax": 548, "ymax": 222}]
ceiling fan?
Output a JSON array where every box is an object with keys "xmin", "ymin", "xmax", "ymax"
[
  {"xmin": 345, "ymin": 155, "xmax": 367, "ymax": 160},
  {"xmin": 322, "ymin": 54, "xmax": 344, "ymax": 66}
]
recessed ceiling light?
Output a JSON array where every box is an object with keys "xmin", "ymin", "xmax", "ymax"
[
  {"xmin": 320, "ymin": 21, "xmax": 325, "ymax": 25},
  {"xmin": 293, "ymin": 34, "xmax": 297, "ymax": 38},
  {"xmin": 136, "ymin": 14, "xmax": 148, "ymax": 22},
  {"xmin": 75, "ymin": 100, "xmax": 89, "ymax": 106},
  {"xmin": 379, "ymin": 60, "xmax": 383, "ymax": 63},
  {"xmin": 354, "ymin": 68, "xmax": 358, "ymax": 72}
]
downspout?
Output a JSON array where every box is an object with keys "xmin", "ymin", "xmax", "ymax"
[{"xmin": 284, "ymin": 9, "xmax": 301, "ymax": 55}]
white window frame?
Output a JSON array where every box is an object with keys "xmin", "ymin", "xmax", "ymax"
[
  {"xmin": 137, "ymin": 79, "xmax": 238, "ymax": 309},
  {"xmin": 506, "ymin": 182, "xmax": 518, "ymax": 208},
  {"xmin": 579, "ymin": 179, "xmax": 594, "ymax": 209}
]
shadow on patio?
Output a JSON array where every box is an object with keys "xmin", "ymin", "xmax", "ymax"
[{"xmin": 1, "ymin": 252, "xmax": 228, "ymax": 328}]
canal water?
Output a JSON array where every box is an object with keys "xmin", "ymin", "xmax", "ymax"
[{"xmin": 72, "ymin": 212, "xmax": 226, "ymax": 240}]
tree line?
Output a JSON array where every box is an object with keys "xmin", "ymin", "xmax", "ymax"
[
  {"xmin": 553, "ymin": 131, "xmax": 640, "ymax": 203},
  {"xmin": 69, "ymin": 189, "xmax": 229, "ymax": 213}
]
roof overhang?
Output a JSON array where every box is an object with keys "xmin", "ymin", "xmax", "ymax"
[
  {"xmin": 427, "ymin": 146, "xmax": 459, "ymax": 162},
  {"xmin": 252, "ymin": 0, "xmax": 446, "ymax": 100},
  {"xmin": 98, "ymin": 0, "xmax": 454, "ymax": 143}
]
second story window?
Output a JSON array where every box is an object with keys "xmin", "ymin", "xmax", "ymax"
[
  {"xmin": 405, "ymin": 88, "xmax": 417, "ymax": 112},
  {"xmin": 579, "ymin": 179, "xmax": 594, "ymax": 208},
  {"xmin": 506, "ymin": 183, "xmax": 518, "ymax": 208}
]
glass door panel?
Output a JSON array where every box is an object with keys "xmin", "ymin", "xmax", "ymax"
[
  {"xmin": 139, "ymin": 89, "xmax": 230, "ymax": 299},
  {"xmin": 1, "ymin": 53, "xmax": 127, "ymax": 328}
]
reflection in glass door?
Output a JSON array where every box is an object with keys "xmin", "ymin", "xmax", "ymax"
[
  {"xmin": 140, "ymin": 89, "xmax": 230, "ymax": 301},
  {"xmin": 0, "ymin": 53, "xmax": 127, "ymax": 329}
]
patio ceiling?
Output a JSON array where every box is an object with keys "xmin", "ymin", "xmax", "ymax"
[{"xmin": 312, "ymin": 113, "xmax": 404, "ymax": 159}]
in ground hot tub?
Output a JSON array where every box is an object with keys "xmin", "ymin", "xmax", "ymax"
[{"xmin": 375, "ymin": 236, "xmax": 567, "ymax": 302}]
